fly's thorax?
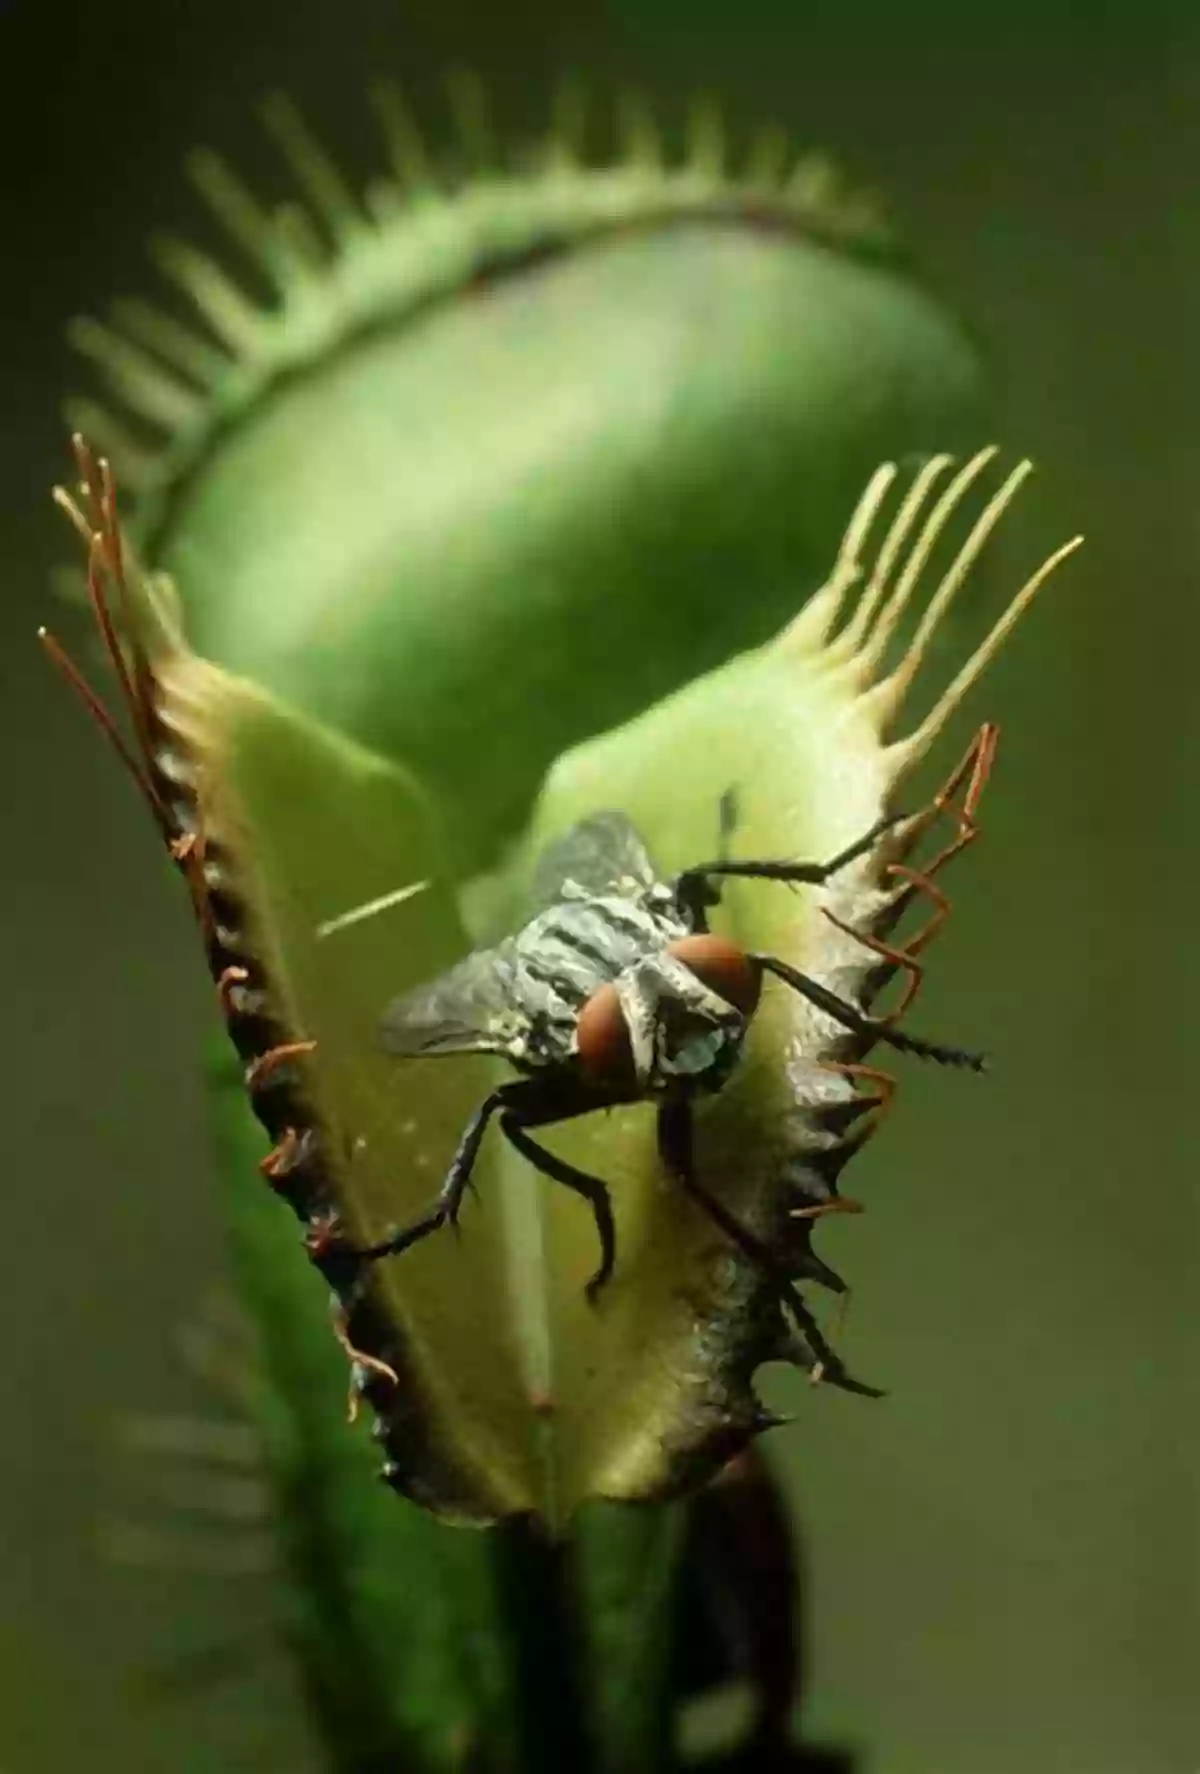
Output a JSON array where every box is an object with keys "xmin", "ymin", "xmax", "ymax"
[{"xmin": 513, "ymin": 895, "xmax": 686, "ymax": 998}]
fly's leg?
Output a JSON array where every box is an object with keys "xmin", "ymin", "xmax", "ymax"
[
  {"xmin": 656, "ymin": 1100, "xmax": 882, "ymax": 1398},
  {"xmin": 675, "ymin": 812, "xmax": 899, "ymax": 909},
  {"xmin": 501, "ymin": 1116, "xmax": 616, "ymax": 1299},
  {"xmin": 753, "ymin": 952, "xmax": 986, "ymax": 1071},
  {"xmin": 675, "ymin": 788, "xmax": 741, "ymax": 931},
  {"xmin": 353, "ymin": 1086, "xmax": 512, "ymax": 1262},
  {"xmin": 351, "ymin": 1077, "xmax": 607, "ymax": 1267},
  {"xmin": 675, "ymin": 724, "xmax": 994, "ymax": 935}
]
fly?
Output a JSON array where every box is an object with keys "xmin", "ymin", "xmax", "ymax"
[{"xmin": 357, "ymin": 807, "xmax": 983, "ymax": 1305}]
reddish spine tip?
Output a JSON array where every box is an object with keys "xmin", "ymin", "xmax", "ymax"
[{"xmin": 245, "ymin": 1038, "xmax": 317, "ymax": 1092}]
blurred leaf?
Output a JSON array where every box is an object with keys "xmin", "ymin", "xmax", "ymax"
[
  {"xmin": 573, "ymin": 1499, "xmax": 688, "ymax": 1771},
  {"xmin": 212, "ymin": 1042, "xmax": 516, "ymax": 1771}
]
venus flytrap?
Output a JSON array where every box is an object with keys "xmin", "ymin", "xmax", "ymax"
[
  {"xmin": 43, "ymin": 434, "xmax": 1080, "ymax": 1524},
  {"xmin": 44, "ymin": 81, "xmax": 1076, "ymax": 1773},
  {"xmin": 43, "ymin": 432, "xmax": 1078, "ymax": 1768}
]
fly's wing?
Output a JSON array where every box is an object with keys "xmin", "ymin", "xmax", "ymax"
[
  {"xmin": 379, "ymin": 941, "xmax": 519, "ymax": 1058},
  {"xmin": 527, "ymin": 811, "xmax": 659, "ymax": 912},
  {"xmin": 384, "ymin": 817, "xmax": 657, "ymax": 1056}
]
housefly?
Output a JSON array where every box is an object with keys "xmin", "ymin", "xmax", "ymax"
[{"xmin": 358, "ymin": 808, "xmax": 983, "ymax": 1307}]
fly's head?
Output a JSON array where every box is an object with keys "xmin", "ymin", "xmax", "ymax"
[
  {"xmin": 641, "ymin": 985, "xmax": 743, "ymax": 1092},
  {"xmin": 574, "ymin": 932, "xmax": 761, "ymax": 1101}
]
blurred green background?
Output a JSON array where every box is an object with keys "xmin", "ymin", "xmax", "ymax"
[{"xmin": 1, "ymin": 1, "xmax": 1195, "ymax": 1770}]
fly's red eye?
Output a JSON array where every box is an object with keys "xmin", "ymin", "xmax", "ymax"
[
  {"xmin": 575, "ymin": 981, "xmax": 634, "ymax": 1085},
  {"xmin": 665, "ymin": 933, "xmax": 761, "ymax": 1016}
]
